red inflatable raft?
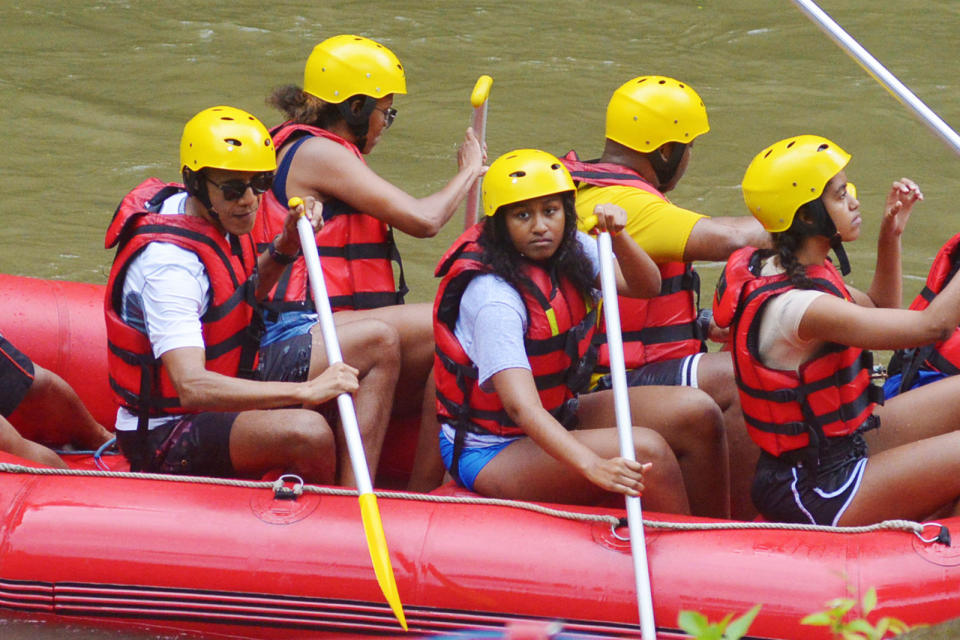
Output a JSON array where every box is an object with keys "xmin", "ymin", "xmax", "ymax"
[{"xmin": 0, "ymin": 273, "xmax": 958, "ymax": 639}]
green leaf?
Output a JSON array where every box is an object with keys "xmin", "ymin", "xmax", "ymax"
[
  {"xmin": 862, "ymin": 587, "xmax": 877, "ymax": 616},
  {"xmin": 724, "ymin": 604, "xmax": 762, "ymax": 640},
  {"xmin": 801, "ymin": 612, "xmax": 832, "ymax": 626},
  {"xmin": 873, "ymin": 618, "xmax": 889, "ymax": 637},
  {"xmin": 845, "ymin": 619, "xmax": 874, "ymax": 634},
  {"xmin": 678, "ymin": 610, "xmax": 710, "ymax": 635},
  {"xmin": 885, "ymin": 618, "xmax": 912, "ymax": 634}
]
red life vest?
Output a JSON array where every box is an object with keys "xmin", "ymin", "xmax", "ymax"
[
  {"xmin": 889, "ymin": 233, "xmax": 960, "ymax": 384},
  {"xmin": 252, "ymin": 122, "xmax": 405, "ymax": 314},
  {"xmin": 104, "ymin": 178, "xmax": 261, "ymax": 426},
  {"xmin": 433, "ymin": 223, "xmax": 597, "ymax": 442},
  {"xmin": 712, "ymin": 247, "xmax": 882, "ymax": 458},
  {"xmin": 560, "ymin": 151, "xmax": 703, "ymax": 373}
]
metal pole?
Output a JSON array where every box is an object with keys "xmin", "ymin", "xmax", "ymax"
[{"xmin": 790, "ymin": 0, "xmax": 960, "ymax": 156}]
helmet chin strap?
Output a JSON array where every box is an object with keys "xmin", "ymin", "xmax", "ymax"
[
  {"xmin": 182, "ymin": 168, "xmax": 224, "ymax": 226},
  {"xmin": 805, "ymin": 198, "xmax": 851, "ymax": 275},
  {"xmin": 648, "ymin": 141, "xmax": 687, "ymax": 187},
  {"xmin": 337, "ymin": 95, "xmax": 377, "ymax": 152}
]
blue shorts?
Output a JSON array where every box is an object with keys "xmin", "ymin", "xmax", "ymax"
[
  {"xmin": 261, "ymin": 310, "xmax": 318, "ymax": 347},
  {"xmin": 439, "ymin": 431, "xmax": 518, "ymax": 492},
  {"xmin": 883, "ymin": 369, "xmax": 947, "ymax": 400},
  {"xmin": 752, "ymin": 433, "xmax": 868, "ymax": 526},
  {"xmin": 592, "ymin": 353, "xmax": 703, "ymax": 391},
  {"xmin": 258, "ymin": 331, "xmax": 313, "ymax": 383}
]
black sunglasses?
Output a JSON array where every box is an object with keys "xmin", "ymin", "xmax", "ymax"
[
  {"xmin": 206, "ymin": 172, "xmax": 274, "ymax": 201},
  {"xmin": 376, "ymin": 107, "xmax": 398, "ymax": 129}
]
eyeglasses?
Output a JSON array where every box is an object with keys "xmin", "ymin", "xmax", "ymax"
[
  {"xmin": 206, "ymin": 172, "xmax": 274, "ymax": 201},
  {"xmin": 376, "ymin": 107, "xmax": 397, "ymax": 129}
]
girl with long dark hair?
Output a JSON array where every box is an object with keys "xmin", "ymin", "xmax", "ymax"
[
  {"xmin": 434, "ymin": 149, "xmax": 727, "ymax": 511},
  {"xmin": 715, "ymin": 134, "xmax": 960, "ymax": 525}
]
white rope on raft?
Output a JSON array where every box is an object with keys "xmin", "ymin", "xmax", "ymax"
[{"xmin": 0, "ymin": 462, "xmax": 939, "ymax": 541}]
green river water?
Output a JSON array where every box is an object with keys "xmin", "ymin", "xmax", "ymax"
[{"xmin": 0, "ymin": 0, "xmax": 958, "ymax": 636}]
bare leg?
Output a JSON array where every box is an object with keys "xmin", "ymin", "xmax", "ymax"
[
  {"xmin": 336, "ymin": 303, "xmax": 443, "ymax": 490},
  {"xmin": 840, "ymin": 431, "xmax": 960, "ymax": 525},
  {"xmin": 696, "ymin": 351, "xmax": 758, "ymax": 520},
  {"xmin": 869, "ymin": 376, "xmax": 960, "ymax": 452},
  {"xmin": 405, "ymin": 370, "xmax": 447, "ymax": 492},
  {"xmin": 334, "ymin": 303, "xmax": 433, "ymax": 417},
  {"xmin": 0, "ymin": 415, "xmax": 67, "ymax": 468},
  {"xmin": 228, "ymin": 409, "xmax": 336, "ymax": 484},
  {"xmin": 580, "ymin": 385, "xmax": 729, "ymax": 518},
  {"xmin": 835, "ymin": 377, "xmax": 960, "ymax": 525},
  {"xmin": 307, "ymin": 318, "xmax": 401, "ymax": 486},
  {"xmin": 9, "ymin": 365, "xmax": 112, "ymax": 449},
  {"xmin": 473, "ymin": 426, "xmax": 689, "ymax": 513}
]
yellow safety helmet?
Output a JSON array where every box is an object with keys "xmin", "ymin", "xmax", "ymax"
[
  {"xmin": 742, "ymin": 135, "xmax": 851, "ymax": 233},
  {"xmin": 179, "ymin": 106, "xmax": 276, "ymax": 173},
  {"xmin": 605, "ymin": 75, "xmax": 710, "ymax": 153},
  {"xmin": 303, "ymin": 34, "xmax": 407, "ymax": 104},
  {"xmin": 482, "ymin": 149, "xmax": 575, "ymax": 217}
]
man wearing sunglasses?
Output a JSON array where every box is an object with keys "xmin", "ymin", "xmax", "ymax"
[{"xmin": 105, "ymin": 106, "xmax": 401, "ymax": 486}]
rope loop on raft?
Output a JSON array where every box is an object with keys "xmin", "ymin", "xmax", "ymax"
[{"xmin": 0, "ymin": 461, "xmax": 946, "ymax": 545}]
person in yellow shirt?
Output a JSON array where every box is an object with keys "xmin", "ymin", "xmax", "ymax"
[{"xmin": 562, "ymin": 75, "xmax": 770, "ymax": 519}]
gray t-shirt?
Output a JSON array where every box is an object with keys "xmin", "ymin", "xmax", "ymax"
[
  {"xmin": 442, "ymin": 231, "xmax": 600, "ymax": 447},
  {"xmin": 453, "ymin": 231, "xmax": 601, "ymax": 390}
]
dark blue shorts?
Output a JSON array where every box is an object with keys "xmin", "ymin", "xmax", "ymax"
[
  {"xmin": 752, "ymin": 434, "xmax": 868, "ymax": 526},
  {"xmin": 117, "ymin": 412, "xmax": 238, "ymax": 477},
  {"xmin": 256, "ymin": 330, "xmax": 338, "ymax": 425},
  {"xmin": 258, "ymin": 330, "xmax": 313, "ymax": 383},
  {"xmin": 592, "ymin": 353, "xmax": 703, "ymax": 391},
  {"xmin": 0, "ymin": 333, "xmax": 35, "ymax": 418}
]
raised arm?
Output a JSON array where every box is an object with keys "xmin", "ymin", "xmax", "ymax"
[
  {"xmin": 255, "ymin": 196, "xmax": 323, "ymax": 300},
  {"xmin": 858, "ymin": 178, "xmax": 923, "ymax": 309},
  {"xmin": 800, "ymin": 257, "xmax": 960, "ymax": 352},
  {"xmin": 589, "ymin": 203, "xmax": 660, "ymax": 298},
  {"xmin": 286, "ymin": 127, "xmax": 484, "ymax": 238}
]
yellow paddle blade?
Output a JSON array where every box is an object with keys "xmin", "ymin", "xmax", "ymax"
[{"xmin": 359, "ymin": 493, "xmax": 407, "ymax": 630}]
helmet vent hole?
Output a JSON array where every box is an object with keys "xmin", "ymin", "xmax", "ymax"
[
  {"xmin": 509, "ymin": 171, "xmax": 526, "ymax": 178},
  {"xmin": 224, "ymin": 138, "xmax": 242, "ymax": 148},
  {"xmin": 679, "ymin": 83, "xmax": 685, "ymax": 88},
  {"xmin": 763, "ymin": 150, "xmax": 773, "ymax": 158},
  {"xmin": 221, "ymin": 117, "xmax": 235, "ymax": 121},
  {"xmin": 674, "ymin": 119, "xmax": 678, "ymax": 124},
  {"xmin": 817, "ymin": 144, "xmax": 829, "ymax": 152},
  {"xmin": 792, "ymin": 182, "xmax": 798, "ymax": 187},
  {"xmin": 658, "ymin": 79, "xmax": 666, "ymax": 84},
  {"xmin": 550, "ymin": 163, "xmax": 561, "ymax": 170},
  {"xmin": 786, "ymin": 141, "xmax": 796, "ymax": 148},
  {"xmin": 637, "ymin": 78, "xmax": 647, "ymax": 84}
]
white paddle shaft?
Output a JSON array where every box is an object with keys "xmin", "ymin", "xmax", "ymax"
[
  {"xmin": 791, "ymin": 0, "xmax": 960, "ymax": 156},
  {"xmin": 297, "ymin": 215, "xmax": 373, "ymax": 495},
  {"xmin": 597, "ymin": 232, "xmax": 656, "ymax": 639}
]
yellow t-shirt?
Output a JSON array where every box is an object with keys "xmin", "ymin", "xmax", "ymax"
[{"xmin": 574, "ymin": 184, "xmax": 705, "ymax": 264}]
